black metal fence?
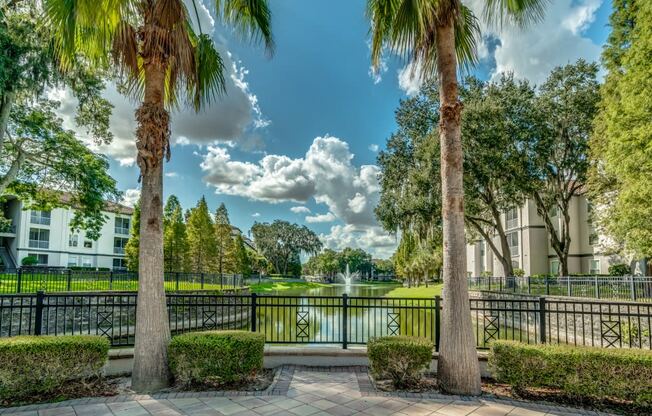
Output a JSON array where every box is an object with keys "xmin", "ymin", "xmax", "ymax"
[
  {"xmin": 468, "ymin": 276, "xmax": 652, "ymax": 302},
  {"xmin": 0, "ymin": 269, "xmax": 244, "ymax": 294},
  {"xmin": 1, "ymin": 292, "xmax": 650, "ymax": 350}
]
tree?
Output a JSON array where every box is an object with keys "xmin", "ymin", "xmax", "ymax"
[
  {"xmin": 251, "ymin": 220, "xmax": 322, "ymax": 275},
  {"xmin": 232, "ymin": 235, "xmax": 252, "ymax": 276},
  {"xmin": 1, "ymin": 2, "xmax": 118, "ymax": 238},
  {"xmin": 527, "ymin": 61, "xmax": 600, "ymax": 276},
  {"xmin": 186, "ymin": 197, "xmax": 218, "ymax": 274},
  {"xmin": 163, "ymin": 195, "xmax": 188, "ymax": 272},
  {"xmin": 125, "ymin": 201, "xmax": 141, "ymax": 271},
  {"xmin": 214, "ymin": 203, "xmax": 234, "ymax": 274},
  {"xmin": 590, "ymin": 0, "xmax": 652, "ymax": 257},
  {"xmin": 367, "ymin": 0, "xmax": 547, "ymax": 394},
  {"xmin": 44, "ymin": 0, "xmax": 273, "ymax": 390}
]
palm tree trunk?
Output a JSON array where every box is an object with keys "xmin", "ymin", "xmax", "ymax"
[
  {"xmin": 435, "ymin": 20, "xmax": 481, "ymax": 396},
  {"xmin": 131, "ymin": 63, "xmax": 172, "ymax": 392}
]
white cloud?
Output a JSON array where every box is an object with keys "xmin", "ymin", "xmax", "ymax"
[
  {"xmin": 165, "ymin": 172, "xmax": 179, "ymax": 178},
  {"xmin": 120, "ymin": 188, "xmax": 141, "ymax": 207},
  {"xmin": 368, "ymin": 144, "xmax": 379, "ymax": 152},
  {"xmin": 200, "ymin": 135, "xmax": 396, "ymax": 257},
  {"xmin": 305, "ymin": 212, "xmax": 336, "ymax": 223},
  {"xmin": 397, "ymin": 60, "xmax": 423, "ymax": 96},
  {"xmin": 252, "ymin": 212, "xmax": 261, "ymax": 217},
  {"xmin": 319, "ymin": 224, "xmax": 397, "ymax": 259},
  {"xmin": 290, "ymin": 206, "xmax": 311, "ymax": 214}
]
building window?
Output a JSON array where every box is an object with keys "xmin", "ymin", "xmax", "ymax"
[
  {"xmin": 589, "ymin": 259, "xmax": 600, "ymax": 275},
  {"xmin": 83, "ymin": 240, "xmax": 93, "ymax": 248},
  {"xmin": 507, "ymin": 232, "xmax": 519, "ymax": 257},
  {"xmin": 69, "ymin": 234, "xmax": 79, "ymax": 247},
  {"xmin": 28, "ymin": 253, "xmax": 48, "ymax": 265},
  {"xmin": 82, "ymin": 257, "xmax": 92, "ymax": 267},
  {"xmin": 30, "ymin": 210, "xmax": 51, "ymax": 225},
  {"xmin": 113, "ymin": 237, "xmax": 128, "ymax": 254},
  {"xmin": 113, "ymin": 258, "xmax": 127, "ymax": 270},
  {"xmin": 115, "ymin": 217, "xmax": 130, "ymax": 235},
  {"xmin": 28, "ymin": 228, "xmax": 49, "ymax": 249},
  {"xmin": 68, "ymin": 255, "xmax": 78, "ymax": 267},
  {"xmin": 506, "ymin": 208, "xmax": 519, "ymax": 230},
  {"xmin": 550, "ymin": 259, "xmax": 560, "ymax": 275}
]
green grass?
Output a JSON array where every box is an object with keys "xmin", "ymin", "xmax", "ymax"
[
  {"xmin": 383, "ymin": 283, "xmax": 443, "ymax": 298},
  {"xmin": 249, "ymin": 281, "xmax": 328, "ymax": 293}
]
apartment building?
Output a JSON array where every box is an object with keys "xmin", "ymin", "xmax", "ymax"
[
  {"xmin": 466, "ymin": 195, "xmax": 650, "ymax": 277},
  {"xmin": 0, "ymin": 195, "xmax": 133, "ymax": 270}
]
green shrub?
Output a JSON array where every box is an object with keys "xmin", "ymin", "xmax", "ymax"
[
  {"xmin": 367, "ymin": 336, "xmax": 433, "ymax": 388},
  {"xmin": 168, "ymin": 330, "xmax": 265, "ymax": 387},
  {"xmin": 21, "ymin": 256, "xmax": 38, "ymax": 266},
  {"xmin": 0, "ymin": 335, "xmax": 109, "ymax": 402},
  {"xmin": 608, "ymin": 263, "xmax": 631, "ymax": 276},
  {"xmin": 512, "ymin": 268, "xmax": 525, "ymax": 277},
  {"xmin": 489, "ymin": 341, "xmax": 652, "ymax": 405}
]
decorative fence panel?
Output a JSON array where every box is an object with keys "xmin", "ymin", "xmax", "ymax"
[{"xmin": 1, "ymin": 292, "xmax": 650, "ymax": 350}]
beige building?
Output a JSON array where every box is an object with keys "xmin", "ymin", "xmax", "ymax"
[{"xmin": 465, "ymin": 195, "xmax": 648, "ymax": 277}]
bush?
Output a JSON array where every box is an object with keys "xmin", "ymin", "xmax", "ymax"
[
  {"xmin": 21, "ymin": 256, "xmax": 38, "ymax": 266},
  {"xmin": 489, "ymin": 341, "xmax": 652, "ymax": 405},
  {"xmin": 0, "ymin": 335, "xmax": 109, "ymax": 402},
  {"xmin": 367, "ymin": 336, "xmax": 433, "ymax": 388},
  {"xmin": 608, "ymin": 263, "xmax": 631, "ymax": 276},
  {"xmin": 512, "ymin": 268, "xmax": 525, "ymax": 277},
  {"xmin": 169, "ymin": 330, "xmax": 265, "ymax": 387}
]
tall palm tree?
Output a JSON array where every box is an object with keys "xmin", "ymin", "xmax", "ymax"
[
  {"xmin": 43, "ymin": 0, "xmax": 273, "ymax": 392},
  {"xmin": 367, "ymin": 0, "xmax": 546, "ymax": 395}
]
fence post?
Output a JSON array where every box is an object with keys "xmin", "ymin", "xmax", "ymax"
[
  {"xmin": 594, "ymin": 276, "xmax": 599, "ymax": 299},
  {"xmin": 488, "ymin": 276, "xmax": 492, "ymax": 291},
  {"xmin": 538, "ymin": 297, "xmax": 546, "ymax": 344},
  {"xmin": 545, "ymin": 277, "xmax": 550, "ymax": 295},
  {"xmin": 16, "ymin": 268, "xmax": 22, "ymax": 293},
  {"xmin": 67, "ymin": 269, "xmax": 72, "ymax": 291},
  {"xmin": 342, "ymin": 294, "xmax": 348, "ymax": 349},
  {"xmin": 220, "ymin": 273, "xmax": 224, "ymax": 290},
  {"xmin": 175, "ymin": 272, "xmax": 180, "ymax": 291},
  {"xmin": 434, "ymin": 296, "xmax": 441, "ymax": 352},
  {"xmin": 201, "ymin": 273, "xmax": 205, "ymax": 290},
  {"xmin": 630, "ymin": 276, "xmax": 637, "ymax": 301},
  {"xmin": 527, "ymin": 276, "xmax": 531, "ymax": 294},
  {"xmin": 567, "ymin": 277, "xmax": 571, "ymax": 297},
  {"xmin": 251, "ymin": 293, "xmax": 257, "ymax": 332},
  {"xmin": 34, "ymin": 291, "xmax": 45, "ymax": 336},
  {"xmin": 499, "ymin": 277, "xmax": 503, "ymax": 292}
]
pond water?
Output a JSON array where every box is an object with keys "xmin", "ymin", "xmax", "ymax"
[{"xmin": 260, "ymin": 283, "xmax": 401, "ymax": 297}]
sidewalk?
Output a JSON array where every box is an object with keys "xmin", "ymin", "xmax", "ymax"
[{"xmin": 0, "ymin": 367, "xmax": 612, "ymax": 416}]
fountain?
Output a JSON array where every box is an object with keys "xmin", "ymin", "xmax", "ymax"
[{"xmin": 337, "ymin": 263, "xmax": 360, "ymax": 289}]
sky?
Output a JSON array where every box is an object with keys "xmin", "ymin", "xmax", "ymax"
[{"xmin": 58, "ymin": 0, "xmax": 613, "ymax": 259}]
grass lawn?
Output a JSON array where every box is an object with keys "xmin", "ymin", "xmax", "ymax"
[
  {"xmin": 383, "ymin": 283, "xmax": 443, "ymax": 298},
  {"xmin": 249, "ymin": 281, "xmax": 328, "ymax": 293}
]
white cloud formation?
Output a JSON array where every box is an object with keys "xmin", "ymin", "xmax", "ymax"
[
  {"xmin": 120, "ymin": 188, "xmax": 141, "ymax": 207},
  {"xmin": 305, "ymin": 212, "xmax": 337, "ymax": 223},
  {"xmin": 165, "ymin": 172, "xmax": 179, "ymax": 178},
  {"xmin": 319, "ymin": 225, "xmax": 397, "ymax": 259},
  {"xmin": 397, "ymin": 60, "xmax": 423, "ymax": 96},
  {"xmin": 200, "ymin": 135, "xmax": 396, "ymax": 257},
  {"xmin": 368, "ymin": 144, "xmax": 379, "ymax": 152},
  {"xmin": 252, "ymin": 212, "xmax": 261, "ymax": 217},
  {"xmin": 290, "ymin": 206, "xmax": 311, "ymax": 214}
]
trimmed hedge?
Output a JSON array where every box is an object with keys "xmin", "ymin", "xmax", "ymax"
[
  {"xmin": 367, "ymin": 336, "xmax": 433, "ymax": 388},
  {"xmin": 0, "ymin": 335, "xmax": 109, "ymax": 401},
  {"xmin": 169, "ymin": 330, "xmax": 265, "ymax": 387},
  {"xmin": 489, "ymin": 341, "xmax": 652, "ymax": 405}
]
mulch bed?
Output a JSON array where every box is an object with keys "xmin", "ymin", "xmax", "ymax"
[
  {"xmin": 371, "ymin": 374, "xmax": 651, "ymax": 416},
  {"xmin": 169, "ymin": 368, "xmax": 277, "ymax": 392},
  {"xmin": 0, "ymin": 377, "xmax": 119, "ymax": 408}
]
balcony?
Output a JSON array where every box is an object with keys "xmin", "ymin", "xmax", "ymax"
[
  {"xmin": 0, "ymin": 219, "xmax": 16, "ymax": 236},
  {"xmin": 114, "ymin": 226, "xmax": 130, "ymax": 235},
  {"xmin": 29, "ymin": 240, "xmax": 49, "ymax": 249},
  {"xmin": 113, "ymin": 247, "xmax": 125, "ymax": 255}
]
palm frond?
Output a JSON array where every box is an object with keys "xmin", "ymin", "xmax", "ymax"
[
  {"xmin": 190, "ymin": 33, "xmax": 226, "ymax": 111},
  {"xmin": 483, "ymin": 0, "xmax": 548, "ymax": 29},
  {"xmin": 454, "ymin": 4, "xmax": 480, "ymax": 71},
  {"xmin": 112, "ymin": 20, "xmax": 139, "ymax": 77},
  {"xmin": 366, "ymin": 0, "xmax": 399, "ymax": 70},
  {"xmin": 216, "ymin": 0, "xmax": 274, "ymax": 54}
]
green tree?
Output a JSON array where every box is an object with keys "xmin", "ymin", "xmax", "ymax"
[
  {"xmin": 368, "ymin": 0, "xmax": 547, "ymax": 391},
  {"xmin": 186, "ymin": 197, "xmax": 217, "ymax": 274},
  {"xmin": 214, "ymin": 203, "xmax": 234, "ymax": 274},
  {"xmin": 590, "ymin": 1, "xmax": 652, "ymax": 257},
  {"xmin": 251, "ymin": 220, "xmax": 322, "ymax": 275},
  {"xmin": 232, "ymin": 235, "xmax": 252, "ymax": 276},
  {"xmin": 44, "ymin": 0, "xmax": 273, "ymax": 390},
  {"xmin": 1, "ymin": 2, "xmax": 117, "ymax": 237},
  {"xmin": 125, "ymin": 201, "xmax": 141, "ymax": 271},
  {"xmin": 163, "ymin": 195, "xmax": 188, "ymax": 272}
]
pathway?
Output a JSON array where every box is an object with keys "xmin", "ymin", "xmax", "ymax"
[{"xmin": 0, "ymin": 367, "xmax": 612, "ymax": 416}]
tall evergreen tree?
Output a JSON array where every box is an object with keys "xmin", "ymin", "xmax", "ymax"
[
  {"xmin": 186, "ymin": 197, "xmax": 217, "ymax": 273},
  {"xmin": 214, "ymin": 203, "xmax": 234, "ymax": 274},
  {"xmin": 232, "ymin": 235, "xmax": 252, "ymax": 276},
  {"xmin": 163, "ymin": 195, "xmax": 188, "ymax": 272},
  {"xmin": 125, "ymin": 201, "xmax": 141, "ymax": 272}
]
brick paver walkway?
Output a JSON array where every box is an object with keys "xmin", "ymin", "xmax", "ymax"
[{"xmin": 0, "ymin": 367, "xmax": 612, "ymax": 416}]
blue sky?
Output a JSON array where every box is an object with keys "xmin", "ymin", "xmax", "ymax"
[{"xmin": 72, "ymin": 0, "xmax": 613, "ymax": 258}]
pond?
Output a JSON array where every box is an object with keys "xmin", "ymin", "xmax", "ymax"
[{"xmin": 259, "ymin": 283, "xmax": 401, "ymax": 297}]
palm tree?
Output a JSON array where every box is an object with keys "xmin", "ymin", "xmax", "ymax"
[
  {"xmin": 43, "ymin": 0, "xmax": 273, "ymax": 391},
  {"xmin": 367, "ymin": 0, "xmax": 546, "ymax": 395}
]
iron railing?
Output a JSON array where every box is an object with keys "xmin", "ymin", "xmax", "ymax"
[
  {"xmin": 1, "ymin": 292, "xmax": 649, "ymax": 350},
  {"xmin": 468, "ymin": 276, "xmax": 652, "ymax": 302},
  {"xmin": 0, "ymin": 270, "xmax": 244, "ymax": 293}
]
